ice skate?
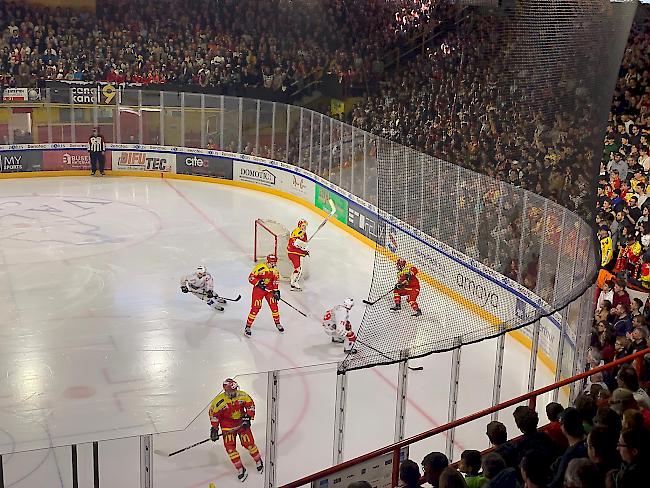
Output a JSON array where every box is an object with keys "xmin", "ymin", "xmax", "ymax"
[
  {"xmin": 215, "ymin": 295, "xmax": 227, "ymax": 304},
  {"xmin": 331, "ymin": 336, "xmax": 345, "ymax": 343},
  {"xmin": 244, "ymin": 326, "xmax": 252, "ymax": 337},
  {"xmin": 344, "ymin": 347, "xmax": 358, "ymax": 354},
  {"xmin": 275, "ymin": 323, "xmax": 285, "ymax": 333},
  {"xmin": 256, "ymin": 459, "xmax": 264, "ymax": 473},
  {"xmin": 412, "ymin": 309, "xmax": 422, "ymax": 317},
  {"xmin": 237, "ymin": 467, "xmax": 248, "ymax": 482},
  {"xmin": 390, "ymin": 303, "xmax": 401, "ymax": 312}
]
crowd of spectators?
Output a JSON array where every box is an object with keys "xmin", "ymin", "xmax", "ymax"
[
  {"xmin": 346, "ymin": 390, "xmax": 650, "ymax": 487},
  {"xmin": 0, "ymin": 0, "xmax": 442, "ymax": 95}
]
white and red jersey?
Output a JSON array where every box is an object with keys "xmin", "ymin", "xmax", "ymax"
[
  {"xmin": 180, "ymin": 272, "xmax": 214, "ymax": 294},
  {"xmin": 322, "ymin": 305, "xmax": 350, "ymax": 338}
]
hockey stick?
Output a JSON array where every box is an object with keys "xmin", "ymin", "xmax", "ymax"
[
  {"xmin": 362, "ymin": 288, "xmax": 394, "ymax": 306},
  {"xmin": 219, "ymin": 294, "xmax": 241, "ymax": 302},
  {"xmin": 187, "ymin": 290, "xmax": 227, "ymax": 311},
  {"xmin": 154, "ymin": 437, "xmax": 211, "ymax": 457},
  {"xmin": 307, "ymin": 198, "xmax": 336, "ymax": 242},
  {"xmin": 279, "ymin": 297, "xmax": 307, "ymax": 317},
  {"xmin": 356, "ymin": 339, "xmax": 423, "ymax": 371}
]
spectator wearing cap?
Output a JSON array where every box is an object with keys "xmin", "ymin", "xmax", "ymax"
[
  {"xmin": 587, "ymin": 426, "xmax": 620, "ymax": 482},
  {"xmin": 422, "ymin": 452, "xmax": 449, "ymax": 488},
  {"xmin": 599, "ymin": 226, "xmax": 614, "ymax": 268},
  {"xmin": 547, "ymin": 407, "xmax": 587, "ymax": 488},
  {"xmin": 609, "ymin": 389, "xmax": 641, "ymax": 421},
  {"xmin": 512, "ymin": 406, "xmax": 555, "ymax": 464},
  {"xmin": 485, "ymin": 421, "xmax": 517, "ymax": 469},
  {"xmin": 458, "ymin": 450, "xmax": 485, "ymax": 488}
]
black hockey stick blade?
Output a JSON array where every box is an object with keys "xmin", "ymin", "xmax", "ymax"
[
  {"xmin": 220, "ymin": 294, "xmax": 241, "ymax": 302},
  {"xmin": 362, "ymin": 289, "xmax": 394, "ymax": 306}
]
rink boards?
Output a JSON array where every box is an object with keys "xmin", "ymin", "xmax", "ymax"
[{"xmin": 0, "ymin": 142, "xmax": 576, "ymax": 377}]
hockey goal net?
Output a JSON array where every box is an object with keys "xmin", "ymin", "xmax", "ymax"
[{"xmin": 254, "ymin": 219, "xmax": 309, "ymax": 281}]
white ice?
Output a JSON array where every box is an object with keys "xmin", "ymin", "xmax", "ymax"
[{"xmin": 0, "ymin": 177, "xmax": 563, "ymax": 488}]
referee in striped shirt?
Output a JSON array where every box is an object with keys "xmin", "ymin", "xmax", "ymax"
[{"xmin": 88, "ymin": 127, "xmax": 106, "ymax": 176}]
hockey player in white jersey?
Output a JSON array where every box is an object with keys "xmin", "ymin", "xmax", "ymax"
[
  {"xmin": 180, "ymin": 266, "xmax": 227, "ymax": 311},
  {"xmin": 322, "ymin": 298, "xmax": 357, "ymax": 354}
]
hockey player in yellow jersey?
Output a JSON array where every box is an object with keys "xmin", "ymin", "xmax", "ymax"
[{"xmin": 209, "ymin": 379, "xmax": 263, "ymax": 481}]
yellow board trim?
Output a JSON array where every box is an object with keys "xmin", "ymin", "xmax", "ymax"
[{"xmin": 0, "ymin": 170, "xmax": 560, "ymax": 377}]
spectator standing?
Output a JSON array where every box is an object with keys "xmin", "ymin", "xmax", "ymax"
[
  {"xmin": 610, "ymin": 428, "xmax": 649, "ymax": 487},
  {"xmin": 562, "ymin": 458, "xmax": 602, "ymax": 488},
  {"xmin": 439, "ymin": 467, "xmax": 468, "ymax": 488},
  {"xmin": 481, "ymin": 453, "xmax": 517, "ymax": 488},
  {"xmin": 422, "ymin": 452, "xmax": 449, "ymax": 488},
  {"xmin": 544, "ymin": 402, "xmax": 568, "ymax": 453},
  {"xmin": 587, "ymin": 426, "xmax": 620, "ymax": 481},
  {"xmin": 88, "ymin": 127, "xmax": 106, "ymax": 176},
  {"xmin": 519, "ymin": 450, "xmax": 551, "ymax": 488},
  {"xmin": 616, "ymin": 365, "xmax": 650, "ymax": 410},
  {"xmin": 547, "ymin": 408, "xmax": 587, "ymax": 488},
  {"xmin": 458, "ymin": 450, "xmax": 486, "ymax": 488},
  {"xmin": 512, "ymin": 406, "xmax": 555, "ymax": 464},
  {"xmin": 485, "ymin": 421, "xmax": 517, "ymax": 469},
  {"xmin": 398, "ymin": 460, "xmax": 422, "ymax": 488}
]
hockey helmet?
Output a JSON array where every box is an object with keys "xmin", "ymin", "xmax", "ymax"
[
  {"xmin": 396, "ymin": 258, "xmax": 406, "ymax": 270},
  {"xmin": 196, "ymin": 265, "xmax": 206, "ymax": 276},
  {"xmin": 298, "ymin": 219, "xmax": 308, "ymax": 229},
  {"xmin": 266, "ymin": 254, "xmax": 278, "ymax": 266},
  {"xmin": 223, "ymin": 378, "xmax": 239, "ymax": 396},
  {"xmin": 343, "ymin": 298, "xmax": 354, "ymax": 310}
]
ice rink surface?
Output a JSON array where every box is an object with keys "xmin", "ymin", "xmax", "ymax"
[{"xmin": 0, "ymin": 176, "xmax": 562, "ymax": 487}]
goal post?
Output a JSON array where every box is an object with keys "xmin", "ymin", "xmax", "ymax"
[{"xmin": 254, "ymin": 219, "xmax": 309, "ymax": 281}]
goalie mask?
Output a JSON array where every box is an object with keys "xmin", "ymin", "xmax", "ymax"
[
  {"xmin": 223, "ymin": 378, "xmax": 239, "ymax": 397},
  {"xmin": 298, "ymin": 219, "xmax": 308, "ymax": 231}
]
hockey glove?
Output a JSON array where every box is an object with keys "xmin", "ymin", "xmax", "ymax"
[
  {"xmin": 394, "ymin": 282, "xmax": 405, "ymax": 290},
  {"xmin": 241, "ymin": 416, "xmax": 252, "ymax": 430},
  {"xmin": 345, "ymin": 320, "xmax": 352, "ymax": 331},
  {"xmin": 210, "ymin": 426, "xmax": 219, "ymax": 442},
  {"xmin": 206, "ymin": 290, "xmax": 214, "ymax": 298},
  {"xmin": 273, "ymin": 290, "xmax": 281, "ymax": 301},
  {"xmin": 181, "ymin": 285, "xmax": 189, "ymax": 293},
  {"xmin": 304, "ymin": 250, "xmax": 310, "ymax": 256},
  {"xmin": 257, "ymin": 282, "xmax": 267, "ymax": 291}
]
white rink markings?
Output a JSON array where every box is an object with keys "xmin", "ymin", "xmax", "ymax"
[{"xmin": 0, "ymin": 177, "xmax": 559, "ymax": 487}]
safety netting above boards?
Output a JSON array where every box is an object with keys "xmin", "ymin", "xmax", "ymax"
[{"xmin": 340, "ymin": 0, "xmax": 637, "ymax": 371}]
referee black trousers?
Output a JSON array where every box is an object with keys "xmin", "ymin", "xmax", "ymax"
[{"xmin": 90, "ymin": 152, "xmax": 105, "ymax": 174}]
